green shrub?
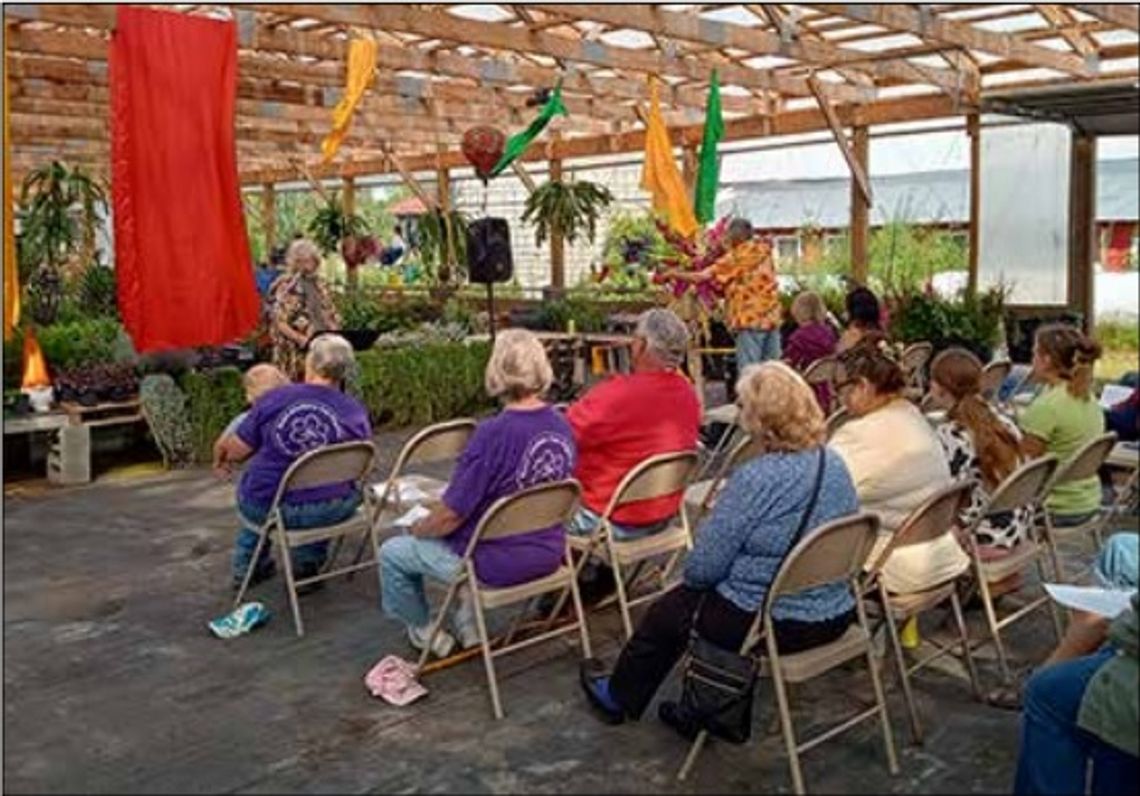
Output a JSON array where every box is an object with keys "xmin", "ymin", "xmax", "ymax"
[
  {"xmin": 1096, "ymin": 316, "xmax": 1139, "ymax": 352},
  {"xmin": 886, "ymin": 285, "xmax": 1006, "ymax": 361},
  {"xmin": 179, "ymin": 366, "xmax": 247, "ymax": 464},
  {"xmin": 29, "ymin": 318, "xmax": 122, "ymax": 377},
  {"xmin": 355, "ymin": 341, "xmax": 494, "ymax": 428},
  {"xmin": 536, "ymin": 297, "xmax": 608, "ymax": 333}
]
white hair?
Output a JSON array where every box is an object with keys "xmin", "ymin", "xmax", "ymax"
[
  {"xmin": 484, "ymin": 328, "xmax": 554, "ymax": 400},
  {"xmin": 305, "ymin": 334, "xmax": 355, "ymax": 382},
  {"xmin": 635, "ymin": 308, "xmax": 690, "ymax": 368},
  {"xmin": 285, "ymin": 238, "xmax": 322, "ymax": 272}
]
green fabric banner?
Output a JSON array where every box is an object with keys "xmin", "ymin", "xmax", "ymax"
[
  {"xmin": 693, "ymin": 70, "xmax": 724, "ymax": 225},
  {"xmin": 489, "ymin": 81, "xmax": 568, "ymax": 177}
]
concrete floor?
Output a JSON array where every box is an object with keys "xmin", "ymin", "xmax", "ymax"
[{"xmin": 2, "ymin": 429, "xmax": 1095, "ymax": 794}]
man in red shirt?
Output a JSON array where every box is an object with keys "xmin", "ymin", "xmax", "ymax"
[{"xmin": 566, "ymin": 308, "xmax": 701, "ymax": 540}]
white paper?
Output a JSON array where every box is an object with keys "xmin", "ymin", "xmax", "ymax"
[
  {"xmin": 370, "ymin": 479, "xmax": 433, "ymax": 505},
  {"xmin": 1099, "ymin": 384, "xmax": 1133, "ymax": 410},
  {"xmin": 1044, "ymin": 584, "xmax": 1135, "ymax": 618},
  {"xmin": 393, "ymin": 504, "xmax": 431, "ymax": 529}
]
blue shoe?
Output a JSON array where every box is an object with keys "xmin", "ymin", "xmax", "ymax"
[
  {"xmin": 208, "ymin": 602, "xmax": 271, "ymax": 639},
  {"xmin": 579, "ymin": 659, "xmax": 625, "ymax": 725}
]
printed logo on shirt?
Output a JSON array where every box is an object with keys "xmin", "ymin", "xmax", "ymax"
[
  {"xmin": 273, "ymin": 401, "xmax": 344, "ymax": 457},
  {"xmin": 515, "ymin": 432, "xmax": 574, "ymax": 489}
]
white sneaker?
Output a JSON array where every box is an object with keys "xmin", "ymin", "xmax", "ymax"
[
  {"xmin": 452, "ymin": 621, "xmax": 482, "ymax": 650},
  {"xmin": 407, "ymin": 624, "xmax": 456, "ymax": 659},
  {"xmin": 452, "ymin": 589, "xmax": 482, "ymax": 650}
]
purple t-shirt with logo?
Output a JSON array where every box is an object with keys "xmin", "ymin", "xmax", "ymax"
[
  {"xmin": 235, "ymin": 383, "xmax": 372, "ymax": 507},
  {"xmin": 442, "ymin": 405, "xmax": 577, "ymax": 587}
]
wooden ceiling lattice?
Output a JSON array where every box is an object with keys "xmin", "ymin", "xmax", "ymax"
[{"xmin": 3, "ymin": 3, "xmax": 1138, "ymax": 185}]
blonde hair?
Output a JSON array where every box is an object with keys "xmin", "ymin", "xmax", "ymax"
[
  {"xmin": 736, "ymin": 361, "xmax": 826, "ymax": 453},
  {"xmin": 484, "ymin": 329, "xmax": 553, "ymax": 401},
  {"xmin": 791, "ymin": 291, "xmax": 828, "ymax": 325},
  {"xmin": 285, "ymin": 238, "xmax": 322, "ymax": 273},
  {"xmin": 243, "ymin": 363, "xmax": 288, "ymax": 402}
]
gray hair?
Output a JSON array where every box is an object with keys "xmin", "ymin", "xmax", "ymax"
[
  {"xmin": 635, "ymin": 308, "xmax": 690, "ymax": 368},
  {"xmin": 484, "ymin": 328, "xmax": 554, "ymax": 400},
  {"xmin": 305, "ymin": 334, "xmax": 355, "ymax": 382},
  {"xmin": 285, "ymin": 238, "xmax": 322, "ymax": 272}
]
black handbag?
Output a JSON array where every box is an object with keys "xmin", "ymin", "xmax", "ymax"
[{"xmin": 678, "ymin": 448, "xmax": 827, "ymax": 744}]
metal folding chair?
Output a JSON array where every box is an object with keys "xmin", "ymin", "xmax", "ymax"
[
  {"xmin": 413, "ymin": 480, "xmax": 591, "ymax": 719},
  {"xmin": 678, "ymin": 512, "xmax": 898, "ymax": 794},
  {"xmin": 864, "ymin": 481, "xmax": 981, "ymax": 745},
  {"xmin": 684, "ymin": 434, "xmax": 763, "ymax": 527},
  {"xmin": 1041, "ymin": 432, "xmax": 1119, "ymax": 578},
  {"xmin": 980, "ymin": 360, "xmax": 1012, "ymax": 402},
  {"xmin": 233, "ymin": 440, "xmax": 377, "ymax": 637},
  {"xmin": 802, "ymin": 355, "xmax": 840, "ymax": 415},
  {"xmin": 825, "ymin": 407, "xmax": 852, "ymax": 441},
  {"xmin": 901, "ymin": 341, "xmax": 933, "ymax": 399}
]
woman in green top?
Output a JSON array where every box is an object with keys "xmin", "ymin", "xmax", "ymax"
[{"xmin": 1019, "ymin": 324, "xmax": 1105, "ymax": 523}]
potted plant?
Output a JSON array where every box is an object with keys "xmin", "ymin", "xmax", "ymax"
[
  {"xmin": 419, "ymin": 208, "xmax": 469, "ymax": 294},
  {"xmin": 521, "ymin": 178, "xmax": 613, "ymax": 248},
  {"xmin": 307, "ymin": 193, "xmax": 372, "ymax": 293},
  {"xmin": 18, "ymin": 161, "xmax": 108, "ymax": 325}
]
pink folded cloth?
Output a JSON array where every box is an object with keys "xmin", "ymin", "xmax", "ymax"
[{"xmin": 364, "ymin": 655, "xmax": 428, "ymax": 706}]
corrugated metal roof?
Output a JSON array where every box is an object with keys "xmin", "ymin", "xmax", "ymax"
[{"xmin": 718, "ymin": 157, "xmax": 1138, "ymax": 228}]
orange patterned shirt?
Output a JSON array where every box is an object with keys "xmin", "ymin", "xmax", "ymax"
[{"xmin": 710, "ymin": 239, "xmax": 782, "ymax": 332}]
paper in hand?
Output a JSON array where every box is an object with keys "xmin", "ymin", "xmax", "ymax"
[
  {"xmin": 1044, "ymin": 584, "xmax": 1135, "ymax": 618},
  {"xmin": 393, "ymin": 504, "xmax": 431, "ymax": 530}
]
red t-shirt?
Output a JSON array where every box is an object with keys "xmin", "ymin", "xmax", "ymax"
[{"xmin": 567, "ymin": 370, "xmax": 701, "ymax": 526}]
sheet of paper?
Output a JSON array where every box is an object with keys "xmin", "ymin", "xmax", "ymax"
[
  {"xmin": 1099, "ymin": 383, "xmax": 1133, "ymax": 410},
  {"xmin": 396, "ymin": 480, "xmax": 432, "ymax": 504},
  {"xmin": 1044, "ymin": 584, "xmax": 1135, "ymax": 618},
  {"xmin": 393, "ymin": 504, "xmax": 431, "ymax": 529}
]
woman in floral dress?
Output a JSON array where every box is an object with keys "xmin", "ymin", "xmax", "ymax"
[{"xmin": 269, "ymin": 239, "xmax": 341, "ymax": 380}]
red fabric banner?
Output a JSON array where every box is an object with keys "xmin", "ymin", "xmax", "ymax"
[{"xmin": 111, "ymin": 6, "xmax": 258, "ymax": 352}]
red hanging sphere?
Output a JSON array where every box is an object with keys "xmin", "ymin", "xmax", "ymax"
[{"xmin": 461, "ymin": 126, "xmax": 506, "ymax": 180}]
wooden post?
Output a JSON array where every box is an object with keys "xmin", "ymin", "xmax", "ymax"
[
  {"xmin": 850, "ymin": 124, "xmax": 870, "ymax": 284},
  {"xmin": 437, "ymin": 163, "xmax": 456, "ymax": 283},
  {"xmin": 343, "ymin": 176, "xmax": 358, "ymax": 293},
  {"xmin": 1068, "ymin": 131, "xmax": 1097, "ymax": 332},
  {"xmin": 682, "ymin": 143, "xmax": 699, "ymax": 204},
  {"xmin": 549, "ymin": 155, "xmax": 565, "ymax": 293},
  {"xmin": 261, "ymin": 182, "xmax": 276, "ymax": 260},
  {"xmin": 966, "ymin": 114, "xmax": 981, "ymax": 297}
]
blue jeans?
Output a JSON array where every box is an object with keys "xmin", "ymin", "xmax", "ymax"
[
  {"xmin": 568, "ymin": 506, "xmax": 668, "ymax": 542},
  {"xmin": 1095, "ymin": 534, "xmax": 1139, "ymax": 589},
  {"xmin": 378, "ymin": 534, "xmax": 471, "ymax": 631},
  {"xmin": 232, "ymin": 493, "xmax": 361, "ymax": 582},
  {"xmin": 735, "ymin": 329, "xmax": 782, "ymax": 369},
  {"xmin": 1015, "ymin": 648, "xmax": 1139, "ymax": 795}
]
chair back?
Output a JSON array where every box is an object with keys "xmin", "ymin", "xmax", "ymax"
[
  {"xmin": 272, "ymin": 440, "xmax": 376, "ymax": 506},
  {"xmin": 984, "ymin": 454, "xmax": 1060, "ymax": 515},
  {"xmin": 825, "ymin": 407, "xmax": 852, "ymax": 440},
  {"xmin": 802, "ymin": 356, "xmax": 838, "ymax": 388},
  {"xmin": 466, "ymin": 480, "xmax": 581, "ymax": 554},
  {"xmin": 1052, "ymin": 432, "xmax": 1118, "ymax": 485},
  {"xmin": 768, "ymin": 512, "xmax": 881, "ymax": 602},
  {"xmin": 699, "ymin": 435, "xmax": 764, "ymax": 513},
  {"xmin": 866, "ymin": 481, "xmax": 972, "ymax": 576},
  {"xmin": 395, "ymin": 418, "xmax": 477, "ymax": 471},
  {"xmin": 902, "ymin": 342, "xmax": 933, "ymax": 375},
  {"xmin": 980, "ymin": 360, "xmax": 1012, "ymax": 400},
  {"xmin": 605, "ymin": 451, "xmax": 701, "ymax": 516}
]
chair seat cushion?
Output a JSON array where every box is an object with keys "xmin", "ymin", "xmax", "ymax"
[
  {"xmin": 762, "ymin": 624, "xmax": 870, "ymax": 683},
  {"xmin": 478, "ymin": 565, "xmax": 574, "ymax": 610}
]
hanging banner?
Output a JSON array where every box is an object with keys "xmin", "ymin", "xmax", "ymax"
[
  {"xmin": 693, "ymin": 70, "xmax": 724, "ymax": 226},
  {"xmin": 489, "ymin": 82, "xmax": 568, "ymax": 177},
  {"xmin": 641, "ymin": 77, "xmax": 697, "ymax": 238},
  {"xmin": 3, "ymin": 60, "xmax": 19, "ymax": 340},
  {"xmin": 321, "ymin": 36, "xmax": 377, "ymax": 164}
]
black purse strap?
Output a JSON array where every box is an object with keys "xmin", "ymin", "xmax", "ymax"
[{"xmin": 789, "ymin": 446, "xmax": 828, "ymax": 552}]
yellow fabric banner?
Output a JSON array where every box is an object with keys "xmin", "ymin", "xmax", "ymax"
[
  {"xmin": 640, "ymin": 77, "xmax": 697, "ymax": 239},
  {"xmin": 320, "ymin": 37, "xmax": 377, "ymax": 164},
  {"xmin": 3, "ymin": 63, "xmax": 20, "ymax": 340}
]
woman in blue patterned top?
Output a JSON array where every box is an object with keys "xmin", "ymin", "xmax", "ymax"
[{"xmin": 580, "ymin": 361, "xmax": 860, "ymax": 732}]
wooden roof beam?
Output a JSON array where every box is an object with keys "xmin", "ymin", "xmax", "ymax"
[
  {"xmin": 249, "ymin": 4, "xmax": 868, "ymax": 102},
  {"xmin": 1072, "ymin": 4, "xmax": 1140, "ymax": 32},
  {"xmin": 806, "ymin": 75, "xmax": 872, "ymax": 204},
  {"xmin": 1037, "ymin": 5, "xmax": 1099, "ymax": 61},
  {"xmin": 808, "ymin": 4, "xmax": 1094, "ymax": 76}
]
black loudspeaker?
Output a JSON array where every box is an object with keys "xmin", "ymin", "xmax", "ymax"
[{"xmin": 466, "ymin": 217, "xmax": 513, "ymax": 284}]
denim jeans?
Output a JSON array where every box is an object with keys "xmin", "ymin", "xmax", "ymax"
[
  {"xmin": 378, "ymin": 534, "xmax": 471, "ymax": 631},
  {"xmin": 568, "ymin": 506, "xmax": 668, "ymax": 542},
  {"xmin": 1014, "ymin": 648, "xmax": 1139, "ymax": 795},
  {"xmin": 1095, "ymin": 534, "xmax": 1139, "ymax": 590},
  {"xmin": 232, "ymin": 492, "xmax": 361, "ymax": 582},
  {"xmin": 735, "ymin": 329, "xmax": 782, "ymax": 369}
]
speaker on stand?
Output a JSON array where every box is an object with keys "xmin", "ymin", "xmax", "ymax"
[{"xmin": 466, "ymin": 217, "xmax": 513, "ymax": 340}]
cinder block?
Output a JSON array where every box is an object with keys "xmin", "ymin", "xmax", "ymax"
[{"xmin": 48, "ymin": 425, "xmax": 91, "ymax": 485}]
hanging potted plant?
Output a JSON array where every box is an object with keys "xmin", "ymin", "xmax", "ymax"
[
  {"xmin": 419, "ymin": 208, "xmax": 469, "ymax": 299},
  {"xmin": 521, "ymin": 178, "xmax": 613, "ymax": 248},
  {"xmin": 306, "ymin": 192, "xmax": 372, "ymax": 293},
  {"xmin": 17, "ymin": 161, "xmax": 108, "ymax": 325}
]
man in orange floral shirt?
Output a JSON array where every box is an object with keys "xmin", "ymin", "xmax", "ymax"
[{"xmin": 666, "ymin": 218, "xmax": 783, "ymax": 368}]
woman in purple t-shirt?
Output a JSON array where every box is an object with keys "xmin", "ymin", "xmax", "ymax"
[{"xmin": 378, "ymin": 329, "xmax": 577, "ymax": 659}]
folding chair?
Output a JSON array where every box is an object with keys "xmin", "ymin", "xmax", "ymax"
[
  {"xmin": 901, "ymin": 341, "xmax": 933, "ymax": 398},
  {"xmin": 825, "ymin": 407, "xmax": 852, "ymax": 441},
  {"xmin": 695, "ymin": 402, "xmax": 742, "ymax": 482},
  {"xmin": 233, "ymin": 440, "xmax": 377, "ymax": 637},
  {"xmin": 1041, "ymin": 432, "xmax": 1119, "ymax": 578},
  {"xmin": 413, "ymin": 479, "xmax": 591, "ymax": 719},
  {"xmin": 677, "ymin": 512, "xmax": 897, "ymax": 794},
  {"xmin": 980, "ymin": 360, "xmax": 1012, "ymax": 402},
  {"xmin": 566, "ymin": 450, "xmax": 701, "ymax": 640},
  {"xmin": 961, "ymin": 455, "xmax": 1063, "ymax": 684},
  {"xmin": 802, "ymin": 355, "xmax": 839, "ymax": 415},
  {"xmin": 864, "ymin": 481, "xmax": 981, "ymax": 745},
  {"xmin": 351, "ymin": 418, "xmax": 476, "ymax": 567},
  {"xmin": 684, "ymin": 434, "xmax": 762, "ymax": 527}
]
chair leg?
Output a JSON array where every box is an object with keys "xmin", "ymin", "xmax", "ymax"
[
  {"xmin": 676, "ymin": 730, "xmax": 709, "ymax": 782},
  {"xmin": 415, "ymin": 579, "xmax": 462, "ymax": 675},
  {"xmin": 567, "ymin": 567, "xmax": 593, "ymax": 659},
  {"xmin": 948, "ymin": 589, "xmax": 982, "ymax": 701},
  {"xmin": 882, "ymin": 599, "xmax": 922, "ymax": 746},
  {"xmin": 977, "ymin": 571, "xmax": 1012, "ymax": 685},
  {"xmin": 766, "ymin": 633, "xmax": 806, "ymax": 796},
  {"xmin": 277, "ymin": 530, "xmax": 306, "ymax": 638},
  {"xmin": 470, "ymin": 583, "xmax": 504, "ymax": 720},
  {"xmin": 858, "ymin": 598, "xmax": 900, "ymax": 777},
  {"xmin": 610, "ymin": 555, "xmax": 635, "ymax": 641},
  {"xmin": 1036, "ymin": 554, "xmax": 1066, "ymax": 642},
  {"xmin": 233, "ymin": 524, "xmax": 271, "ymax": 609}
]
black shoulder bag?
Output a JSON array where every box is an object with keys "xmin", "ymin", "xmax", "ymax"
[{"xmin": 678, "ymin": 447, "xmax": 828, "ymax": 744}]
